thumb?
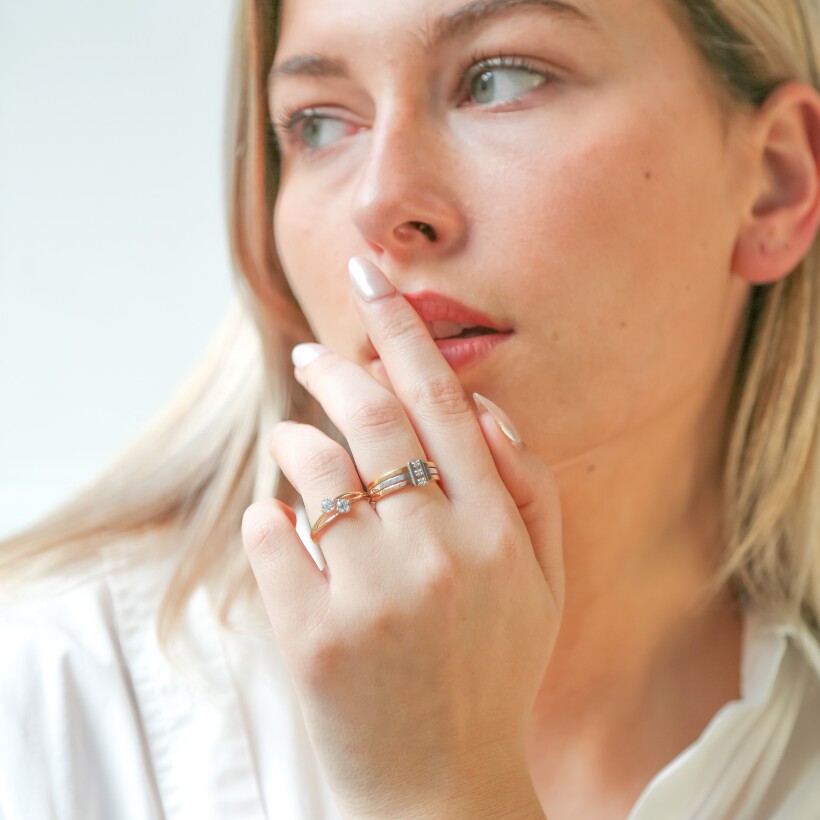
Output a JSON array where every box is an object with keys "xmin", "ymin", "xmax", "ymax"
[{"xmin": 473, "ymin": 392, "xmax": 565, "ymax": 610}]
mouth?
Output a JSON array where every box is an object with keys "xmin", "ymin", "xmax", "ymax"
[
  {"xmin": 368, "ymin": 289, "xmax": 513, "ymax": 372},
  {"xmin": 403, "ymin": 290, "xmax": 512, "ymax": 336},
  {"xmin": 426, "ymin": 320, "xmax": 502, "ymax": 341}
]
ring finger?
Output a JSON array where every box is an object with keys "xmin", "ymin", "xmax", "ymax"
[{"xmin": 270, "ymin": 420, "xmax": 375, "ymax": 579}]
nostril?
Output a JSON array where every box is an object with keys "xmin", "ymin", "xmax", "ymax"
[
  {"xmin": 392, "ymin": 220, "xmax": 439, "ymax": 244},
  {"xmin": 411, "ymin": 221, "xmax": 437, "ymax": 242}
]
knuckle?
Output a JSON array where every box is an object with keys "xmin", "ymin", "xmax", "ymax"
[
  {"xmin": 241, "ymin": 501, "xmax": 284, "ymax": 557},
  {"xmin": 486, "ymin": 527, "xmax": 521, "ymax": 570},
  {"xmin": 300, "ymin": 446, "xmax": 351, "ymax": 489},
  {"xmin": 380, "ymin": 304, "xmax": 422, "ymax": 343},
  {"xmin": 420, "ymin": 550, "xmax": 458, "ymax": 600},
  {"xmin": 405, "ymin": 551, "xmax": 460, "ymax": 627},
  {"xmin": 349, "ymin": 397, "xmax": 406, "ymax": 437},
  {"xmin": 413, "ymin": 374, "xmax": 471, "ymax": 419},
  {"xmin": 241, "ymin": 504, "xmax": 272, "ymax": 552},
  {"xmin": 496, "ymin": 530, "xmax": 521, "ymax": 568},
  {"xmin": 300, "ymin": 631, "xmax": 346, "ymax": 688},
  {"xmin": 370, "ymin": 604, "xmax": 403, "ymax": 640}
]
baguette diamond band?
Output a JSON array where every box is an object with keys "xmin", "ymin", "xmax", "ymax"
[{"xmin": 366, "ymin": 460, "xmax": 440, "ymax": 500}]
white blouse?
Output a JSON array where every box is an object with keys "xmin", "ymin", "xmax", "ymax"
[{"xmin": 1, "ymin": 529, "xmax": 819, "ymax": 820}]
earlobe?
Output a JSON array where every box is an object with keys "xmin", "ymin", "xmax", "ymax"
[{"xmin": 730, "ymin": 82, "xmax": 820, "ymax": 285}]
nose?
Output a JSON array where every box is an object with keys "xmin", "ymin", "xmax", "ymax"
[{"xmin": 350, "ymin": 110, "xmax": 467, "ymax": 261}]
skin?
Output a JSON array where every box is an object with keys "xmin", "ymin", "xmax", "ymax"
[{"xmin": 242, "ymin": 0, "xmax": 820, "ymax": 816}]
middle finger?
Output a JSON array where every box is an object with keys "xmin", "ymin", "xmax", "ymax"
[
  {"xmin": 291, "ymin": 343, "xmax": 447, "ymax": 515},
  {"xmin": 346, "ymin": 256, "xmax": 506, "ymax": 500}
]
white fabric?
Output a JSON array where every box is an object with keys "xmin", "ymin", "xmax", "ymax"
[{"xmin": 1, "ymin": 531, "xmax": 819, "ymax": 819}]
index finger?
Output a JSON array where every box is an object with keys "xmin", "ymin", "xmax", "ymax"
[{"xmin": 347, "ymin": 256, "xmax": 509, "ymax": 500}]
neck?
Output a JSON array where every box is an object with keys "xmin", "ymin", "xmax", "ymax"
[{"xmin": 525, "ymin": 327, "xmax": 746, "ymax": 800}]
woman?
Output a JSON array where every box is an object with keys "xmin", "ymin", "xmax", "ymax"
[{"xmin": 2, "ymin": 0, "xmax": 819, "ymax": 817}]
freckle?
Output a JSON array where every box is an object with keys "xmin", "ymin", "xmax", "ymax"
[
  {"xmin": 587, "ymin": 463, "xmax": 596, "ymax": 473},
  {"xmin": 644, "ymin": 170, "xmax": 652, "ymax": 180},
  {"xmin": 620, "ymin": 320, "xmax": 627, "ymax": 329},
  {"xmin": 551, "ymin": 331, "xmax": 560, "ymax": 343}
]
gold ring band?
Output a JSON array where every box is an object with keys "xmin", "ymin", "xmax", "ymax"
[
  {"xmin": 367, "ymin": 459, "xmax": 440, "ymax": 501},
  {"xmin": 310, "ymin": 491, "xmax": 369, "ymax": 545},
  {"xmin": 308, "ymin": 460, "xmax": 441, "ymax": 547}
]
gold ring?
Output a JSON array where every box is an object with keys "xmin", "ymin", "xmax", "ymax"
[
  {"xmin": 366, "ymin": 459, "xmax": 440, "ymax": 501},
  {"xmin": 309, "ymin": 491, "xmax": 369, "ymax": 545}
]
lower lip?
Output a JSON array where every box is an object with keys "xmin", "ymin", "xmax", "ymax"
[
  {"xmin": 371, "ymin": 332, "xmax": 511, "ymax": 373},
  {"xmin": 434, "ymin": 332, "xmax": 512, "ymax": 370}
]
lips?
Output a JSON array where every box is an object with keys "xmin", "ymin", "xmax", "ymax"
[
  {"xmin": 402, "ymin": 291, "xmax": 512, "ymax": 340},
  {"xmin": 359, "ymin": 287, "xmax": 513, "ymax": 372}
]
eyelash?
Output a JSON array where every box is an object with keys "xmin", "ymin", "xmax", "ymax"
[
  {"xmin": 462, "ymin": 52, "xmax": 548, "ymax": 95},
  {"xmin": 271, "ymin": 52, "xmax": 551, "ymax": 151},
  {"xmin": 272, "ymin": 105, "xmax": 323, "ymax": 144}
]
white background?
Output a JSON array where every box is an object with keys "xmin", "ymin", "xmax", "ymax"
[{"xmin": 0, "ymin": 1, "xmax": 238, "ymax": 537}]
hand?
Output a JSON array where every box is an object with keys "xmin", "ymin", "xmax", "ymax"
[{"xmin": 242, "ymin": 257, "xmax": 564, "ymax": 820}]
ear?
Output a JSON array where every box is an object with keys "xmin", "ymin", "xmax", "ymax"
[{"xmin": 731, "ymin": 82, "xmax": 820, "ymax": 284}]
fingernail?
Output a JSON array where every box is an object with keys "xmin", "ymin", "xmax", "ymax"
[
  {"xmin": 348, "ymin": 257, "xmax": 396, "ymax": 302},
  {"xmin": 291, "ymin": 343, "xmax": 328, "ymax": 369},
  {"xmin": 473, "ymin": 392, "xmax": 524, "ymax": 449}
]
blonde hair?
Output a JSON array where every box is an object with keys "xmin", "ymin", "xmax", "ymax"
[{"xmin": 1, "ymin": 0, "xmax": 819, "ymax": 644}]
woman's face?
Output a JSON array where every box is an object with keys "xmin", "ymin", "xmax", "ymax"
[{"xmin": 269, "ymin": 0, "xmax": 754, "ymax": 464}]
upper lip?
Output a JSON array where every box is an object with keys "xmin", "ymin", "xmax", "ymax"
[
  {"xmin": 402, "ymin": 290, "xmax": 512, "ymax": 336},
  {"xmin": 359, "ymin": 284, "xmax": 513, "ymax": 362}
]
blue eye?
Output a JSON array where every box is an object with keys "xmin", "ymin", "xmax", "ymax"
[
  {"xmin": 273, "ymin": 108, "xmax": 353, "ymax": 153},
  {"xmin": 467, "ymin": 59, "xmax": 548, "ymax": 106}
]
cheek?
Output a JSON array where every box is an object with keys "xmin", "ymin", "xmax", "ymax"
[
  {"xmin": 471, "ymin": 95, "xmax": 739, "ymax": 441},
  {"xmin": 274, "ymin": 186, "xmax": 358, "ymax": 349}
]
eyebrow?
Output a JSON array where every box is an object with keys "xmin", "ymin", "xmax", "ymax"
[
  {"xmin": 268, "ymin": 0, "xmax": 595, "ymax": 85},
  {"xmin": 428, "ymin": 0, "xmax": 595, "ymax": 45}
]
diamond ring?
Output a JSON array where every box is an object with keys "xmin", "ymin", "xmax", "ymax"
[
  {"xmin": 366, "ymin": 460, "xmax": 440, "ymax": 501},
  {"xmin": 309, "ymin": 491, "xmax": 369, "ymax": 545}
]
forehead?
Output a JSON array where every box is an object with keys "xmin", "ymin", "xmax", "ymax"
[
  {"xmin": 275, "ymin": 0, "xmax": 606, "ymax": 56},
  {"xmin": 269, "ymin": 0, "xmax": 701, "ymax": 104}
]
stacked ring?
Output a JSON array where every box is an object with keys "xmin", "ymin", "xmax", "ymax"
[
  {"xmin": 307, "ymin": 460, "xmax": 441, "ymax": 545},
  {"xmin": 367, "ymin": 459, "xmax": 440, "ymax": 501},
  {"xmin": 309, "ymin": 491, "xmax": 369, "ymax": 545}
]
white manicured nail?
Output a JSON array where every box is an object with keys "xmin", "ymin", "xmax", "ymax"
[
  {"xmin": 291, "ymin": 343, "xmax": 328, "ymax": 369},
  {"xmin": 348, "ymin": 257, "xmax": 396, "ymax": 301},
  {"xmin": 473, "ymin": 392, "xmax": 524, "ymax": 449}
]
